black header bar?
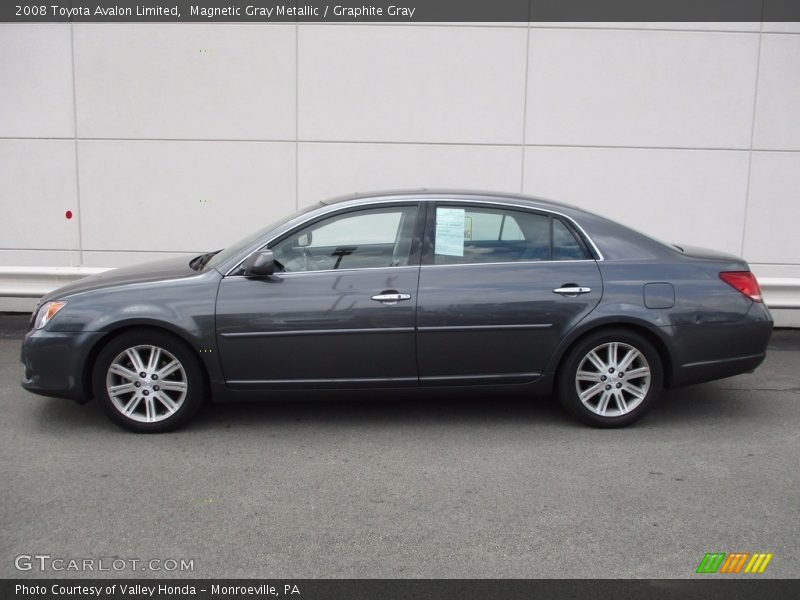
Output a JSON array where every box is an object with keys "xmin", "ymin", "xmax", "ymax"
[{"xmin": 2, "ymin": 0, "xmax": 800, "ymax": 23}]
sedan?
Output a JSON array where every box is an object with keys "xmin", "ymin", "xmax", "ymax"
[{"xmin": 21, "ymin": 190, "xmax": 773, "ymax": 431}]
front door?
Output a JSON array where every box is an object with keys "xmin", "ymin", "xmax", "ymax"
[
  {"xmin": 416, "ymin": 202, "xmax": 602, "ymax": 384},
  {"xmin": 216, "ymin": 203, "xmax": 423, "ymax": 389}
]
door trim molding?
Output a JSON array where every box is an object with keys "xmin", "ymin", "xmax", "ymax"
[
  {"xmin": 220, "ymin": 327, "xmax": 415, "ymax": 338},
  {"xmin": 226, "ymin": 376, "xmax": 419, "ymax": 389},
  {"xmin": 417, "ymin": 323, "xmax": 552, "ymax": 332},
  {"xmin": 420, "ymin": 372, "xmax": 542, "ymax": 385}
]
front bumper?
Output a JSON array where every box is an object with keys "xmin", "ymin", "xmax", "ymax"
[{"xmin": 21, "ymin": 328, "xmax": 105, "ymax": 403}]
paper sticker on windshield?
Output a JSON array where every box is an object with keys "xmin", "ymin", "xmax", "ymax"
[{"xmin": 435, "ymin": 208, "xmax": 465, "ymax": 256}]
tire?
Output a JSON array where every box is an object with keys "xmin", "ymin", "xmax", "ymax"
[
  {"xmin": 557, "ymin": 329, "xmax": 663, "ymax": 428},
  {"xmin": 93, "ymin": 330, "xmax": 206, "ymax": 433}
]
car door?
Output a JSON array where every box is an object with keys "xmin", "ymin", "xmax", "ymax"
[
  {"xmin": 215, "ymin": 203, "xmax": 424, "ymax": 389},
  {"xmin": 416, "ymin": 201, "xmax": 602, "ymax": 385}
]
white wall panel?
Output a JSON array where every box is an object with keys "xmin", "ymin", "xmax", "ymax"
[
  {"xmin": 753, "ymin": 34, "xmax": 800, "ymax": 151},
  {"xmin": 73, "ymin": 24, "xmax": 296, "ymax": 140},
  {"xmin": 0, "ymin": 140, "xmax": 80, "ymax": 251},
  {"xmin": 298, "ymin": 143, "xmax": 521, "ymax": 206},
  {"xmin": 299, "ymin": 25, "xmax": 527, "ymax": 143},
  {"xmin": 77, "ymin": 140, "xmax": 295, "ymax": 252},
  {"xmin": 525, "ymin": 29, "xmax": 760, "ymax": 148},
  {"xmin": 743, "ymin": 151, "xmax": 800, "ymax": 264},
  {"xmin": 81, "ymin": 251, "xmax": 194, "ymax": 268},
  {"xmin": 522, "ymin": 146, "xmax": 750, "ymax": 255},
  {"xmin": 0, "ymin": 250, "xmax": 76, "ymax": 267},
  {"xmin": 0, "ymin": 25, "xmax": 74, "ymax": 137}
]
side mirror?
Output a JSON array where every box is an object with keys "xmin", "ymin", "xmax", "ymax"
[{"xmin": 242, "ymin": 250, "xmax": 275, "ymax": 277}]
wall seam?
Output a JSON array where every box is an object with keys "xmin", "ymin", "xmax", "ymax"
[
  {"xmin": 519, "ymin": 20, "xmax": 532, "ymax": 194},
  {"xmin": 69, "ymin": 23, "xmax": 84, "ymax": 266},
  {"xmin": 741, "ymin": 11, "xmax": 765, "ymax": 257},
  {"xmin": 9, "ymin": 137, "xmax": 795, "ymax": 152},
  {"xmin": 295, "ymin": 22, "xmax": 300, "ymax": 209}
]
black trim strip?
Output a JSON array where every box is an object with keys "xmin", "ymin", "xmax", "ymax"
[
  {"xmin": 222, "ymin": 324, "xmax": 552, "ymax": 338},
  {"xmin": 418, "ymin": 323, "xmax": 553, "ymax": 332},
  {"xmin": 220, "ymin": 327, "xmax": 414, "ymax": 338},
  {"xmin": 227, "ymin": 377, "xmax": 419, "ymax": 387},
  {"xmin": 227, "ymin": 373, "xmax": 541, "ymax": 387},
  {"xmin": 420, "ymin": 372, "xmax": 541, "ymax": 383},
  {"xmin": 681, "ymin": 353, "xmax": 765, "ymax": 369}
]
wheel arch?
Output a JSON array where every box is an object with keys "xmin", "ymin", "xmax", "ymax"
[
  {"xmin": 82, "ymin": 321, "xmax": 211, "ymax": 401},
  {"xmin": 548, "ymin": 319, "xmax": 675, "ymax": 388}
]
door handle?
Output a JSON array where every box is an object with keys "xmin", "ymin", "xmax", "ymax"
[
  {"xmin": 371, "ymin": 292, "xmax": 412, "ymax": 305},
  {"xmin": 553, "ymin": 286, "xmax": 592, "ymax": 297}
]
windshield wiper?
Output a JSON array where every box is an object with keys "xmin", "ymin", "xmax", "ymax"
[{"xmin": 189, "ymin": 250, "xmax": 221, "ymax": 271}]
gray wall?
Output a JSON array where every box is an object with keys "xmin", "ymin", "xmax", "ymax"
[{"xmin": 1, "ymin": 22, "xmax": 799, "ymax": 320}]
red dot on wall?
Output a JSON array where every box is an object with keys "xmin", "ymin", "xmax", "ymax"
[{"xmin": 65, "ymin": 210, "xmax": 73, "ymax": 220}]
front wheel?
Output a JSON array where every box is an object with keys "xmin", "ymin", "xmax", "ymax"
[
  {"xmin": 93, "ymin": 330, "xmax": 206, "ymax": 432},
  {"xmin": 557, "ymin": 329, "xmax": 663, "ymax": 428}
]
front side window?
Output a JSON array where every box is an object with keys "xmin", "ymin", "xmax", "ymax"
[
  {"xmin": 432, "ymin": 206, "xmax": 588, "ymax": 265},
  {"xmin": 271, "ymin": 206, "xmax": 418, "ymax": 272}
]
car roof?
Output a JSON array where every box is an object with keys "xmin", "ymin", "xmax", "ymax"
[{"xmin": 319, "ymin": 189, "xmax": 582, "ymax": 213}]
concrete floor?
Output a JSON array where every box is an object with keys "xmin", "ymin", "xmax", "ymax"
[{"xmin": 1, "ymin": 317, "xmax": 798, "ymax": 578}]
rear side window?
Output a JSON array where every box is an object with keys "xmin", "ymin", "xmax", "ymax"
[
  {"xmin": 432, "ymin": 206, "xmax": 588, "ymax": 265},
  {"xmin": 552, "ymin": 218, "xmax": 587, "ymax": 260}
]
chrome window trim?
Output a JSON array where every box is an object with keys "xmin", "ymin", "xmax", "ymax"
[
  {"xmin": 421, "ymin": 259, "xmax": 595, "ymax": 268},
  {"xmin": 223, "ymin": 195, "xmax": 604, "ymax": 277},
  {"xmin": 224, "ymin": 265, "xmax": 421, "ymax": 278}
]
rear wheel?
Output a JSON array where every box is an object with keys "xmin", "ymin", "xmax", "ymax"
[
  {"xmin": 93, "ymin": 330, "xmax": 206, "ymax": 432},
  {"xmin": 557, "ymin": 329, "xmax": 663, "ymax": 427}
]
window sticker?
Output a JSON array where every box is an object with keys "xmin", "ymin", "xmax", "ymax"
[{"xmin": 435, "ymin": 208, "xmax": 466, "ymax": 256}]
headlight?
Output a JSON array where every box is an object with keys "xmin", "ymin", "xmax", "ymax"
[{"xmin": 34, "ymin": 301, "xmax": 67, "ymax": 329}]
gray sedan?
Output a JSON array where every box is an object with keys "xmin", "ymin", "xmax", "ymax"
[{"xmin": 20, "ymin": 190, "xmax": 773, "ymax": 432}]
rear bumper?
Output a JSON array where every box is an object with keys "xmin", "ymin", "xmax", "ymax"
[
  {"xmin": 670, "ymin": 352, "xmax": 766, "ymax": 388},
  {"xmin": 20, "ymin": 328, "xmax": 105, "ymax": 403},
  {"xmin": 668, "ymin": 303, "xmax": 773, "ymax": 388}
]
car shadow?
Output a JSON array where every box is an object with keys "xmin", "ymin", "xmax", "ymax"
[
  {"xmin": 192, "ymin": 381, "xmax": 766, "ymax": 432},
  {"xmin": 193, "ymin": 391, "xmax": 572, "ymax": 431},
  {"xmin": 29, "ymin": 380, "xmax": 767, "ymax": 435}
]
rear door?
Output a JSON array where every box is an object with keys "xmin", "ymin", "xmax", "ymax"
[{"xmin": 416, "ymin": 202, "xmax": 602, "ymax": 385}]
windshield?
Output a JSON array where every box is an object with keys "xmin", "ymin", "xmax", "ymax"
[{"xmin": 203, "ymin": 203, "xmax": 322, "ymax": 271}]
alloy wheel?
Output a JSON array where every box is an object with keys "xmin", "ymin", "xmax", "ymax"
[
  {"xmin": 574, "ymin": 342, "xmax": 651, "ymax": 417},
  {"xmin": 105, "ymin": 345, "xmax": 188, "ymax": 424}
]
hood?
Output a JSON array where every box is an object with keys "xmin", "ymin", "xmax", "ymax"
[{"xmin": 40, "ymin": 256, "xmax": 201, "ymax": 303}]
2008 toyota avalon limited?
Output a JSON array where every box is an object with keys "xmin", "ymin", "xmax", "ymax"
[{"xmin": 21, "ymin": 190, "xmax": 773, "ymax": 432}]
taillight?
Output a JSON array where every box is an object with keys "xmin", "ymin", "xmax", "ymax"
[{"xmin": 719, "ymin": 271, "xmax": 763, "ymax": 303}]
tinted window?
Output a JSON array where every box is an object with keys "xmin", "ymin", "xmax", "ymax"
[
  {"xmin": 552, "ymin": 218, "xmax": 588, "ymax": 260},
  {"xmin": 433, "ymin": 206, "xmax": 588, "ymax": 265},
  {"xmin": 272, "ymin": 206, "xmax": 417, "ymax": 272},
  {"xmin": 206, "ymin": 203, "xmax": 321, "ymax": 271}
]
